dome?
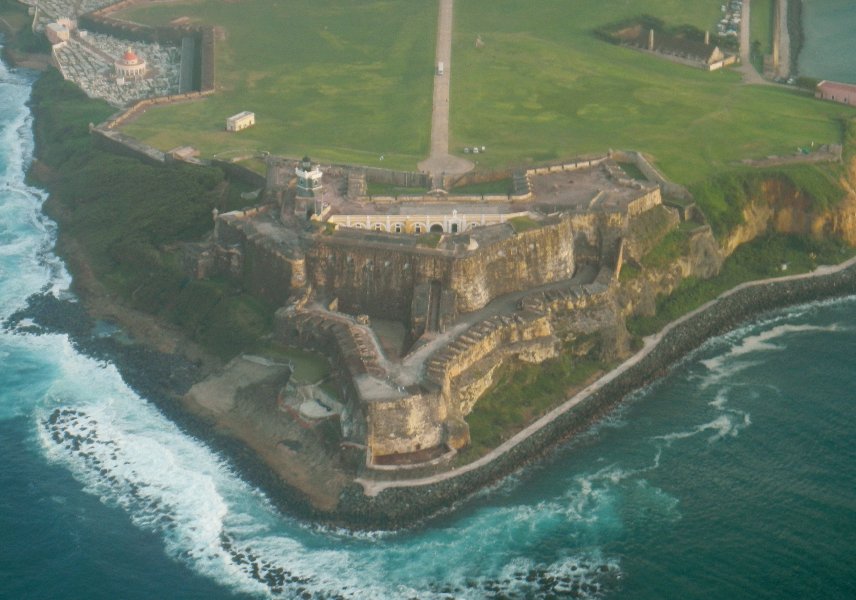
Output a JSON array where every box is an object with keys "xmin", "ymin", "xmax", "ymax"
[{"xmin": 122, "ymin": 49, "xmax": 139, "ymax": 64}]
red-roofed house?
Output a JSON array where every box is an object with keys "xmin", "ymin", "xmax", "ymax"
[{"xmin": 816, "ymin": 80, "xmax": 856, "ymax": 106}]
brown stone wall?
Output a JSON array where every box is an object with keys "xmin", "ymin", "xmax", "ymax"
[
  {"xmin": 306, "ymin": 239, "xmax": 452, "ymax": 321},
  {"xmin": 450, "ymin": 218, "xmax": 575, "ymax": 312},
  {"xmin": 367, "ymin": 393, "xmax": 446, "ymax": 458},
  {"xmin": 307, "ymin": 217, "xmax": 575, "ymax": 320}
]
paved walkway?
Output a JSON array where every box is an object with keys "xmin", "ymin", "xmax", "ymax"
[
  {"xmin": 418, "ymin": 0, "xmax": 473, "ymax": 181},
  {"xmin": 773, "ymin": 0, "xmax": 791, "ymax": 79},
  {"xmin": 737, "ymin": 0, "xmax": 768, "ymax": 84}
]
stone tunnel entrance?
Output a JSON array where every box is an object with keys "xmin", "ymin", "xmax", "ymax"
[{"xmin": 430, "ymin": 223, "xmax": 444, "ymax": 233}]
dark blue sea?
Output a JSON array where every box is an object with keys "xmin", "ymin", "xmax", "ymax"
[
  {"xmin": 2, "ymin": 43, "xmax": 856, "ymax": 600},
  {"xmin": 798, "ymin": 0, "xmax": 856, "ymax": 84}
]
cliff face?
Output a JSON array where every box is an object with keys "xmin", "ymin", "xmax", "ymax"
[
  {"xmin": 618, "ymin": 225, "xmax": 722, "ymax": 319},
  {"xmin": 622, "ymin": 159, "xmax": 856, "ymax": 321},
  {"xmin": 722, "ymin": 160, "xmax": 856, "ymax": 256}
]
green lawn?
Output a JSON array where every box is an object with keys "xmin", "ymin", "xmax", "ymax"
[
  {"xmin": 451, "ymin": 0, "xmax": 854, "ymax": 184},
  {"xmin": 116, "ymin": 0, "xmax": 855, "ymax": 182},
  {"xmin": 117, "ymin": 0, "xmax": 436, "ymax": 170}
]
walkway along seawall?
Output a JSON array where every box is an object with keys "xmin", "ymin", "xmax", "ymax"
[{"xmin": 333, "ymin": 255, "xmax": 856, "ymax": 527}]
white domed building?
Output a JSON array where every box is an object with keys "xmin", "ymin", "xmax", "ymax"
[{"xmin": 114, "ymin": 48, "xmax": 147, "ymax": 80}]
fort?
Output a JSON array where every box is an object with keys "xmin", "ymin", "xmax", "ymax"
[
  {"xmin": 7, "ymin": 0, "xmax": 855, "ymax": 526},
  {"xmin": 187, "ymin": 152, "xmax": 702, "ymax": 471}
]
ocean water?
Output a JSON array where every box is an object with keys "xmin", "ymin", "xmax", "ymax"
[
  {"xmin": 2, "ymin": 59, "xmax": 856, "ymax": 600},
  {"xmin": 798, "ymin": 0, "xmax": 856, "ymax": 83}
]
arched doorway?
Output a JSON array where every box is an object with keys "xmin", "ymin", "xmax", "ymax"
[
  {"xmin": 450, "ymin": 223, "xmax": 459, "ymax": 233},
  {"xmin": 430, "ymin": 223, "xmax": 444, "ymax": 233}
]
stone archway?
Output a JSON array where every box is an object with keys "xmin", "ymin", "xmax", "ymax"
[{"xmin": 430, "ymin": 223, "xmax": 444, "ymax": 233}]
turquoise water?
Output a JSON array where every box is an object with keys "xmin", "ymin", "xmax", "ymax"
[
  {"xmin": 798, "ymin": 0, "xmax": 856, "ymax": 83},
  {"xmin": 2, "ymin": 56, "xmax": 856, "ymax": 599}
]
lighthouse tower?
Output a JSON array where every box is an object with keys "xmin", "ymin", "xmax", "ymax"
[{"xmin": 295, "ymin": 156, "xmax": 323, "ymax": 197}]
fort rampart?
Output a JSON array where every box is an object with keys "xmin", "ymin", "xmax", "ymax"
[
  {"xmin": 304, "ymin": 216, "xmax": 575, "ymax": 319},
  {"xmin": 335, "ymin": 257, "xmax": 856, "ymax": 527}
]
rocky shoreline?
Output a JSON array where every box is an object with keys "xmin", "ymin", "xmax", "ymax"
[
  {"xmin": 2, "ymin": 292, "xmax": 331, "ymax": 525},
  {"xmin": 330, "ymin": 256, "xmax": 856, "ymax": 528},
  {"xmin": 10, "ymin": 252, "xmax": 856, "ymax": 530}
]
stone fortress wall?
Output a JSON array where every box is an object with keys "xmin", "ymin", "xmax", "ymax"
[
  {"xmin": 334, "ymin": 256, "xmax": 856, "ymax": 526},
  {"xmin": 206, "ymin": 161, "xmax": 671, "ymax": 467},
  {"xmin": 36, "ymin": 1, "xmax": 685, "ymax": 470}
]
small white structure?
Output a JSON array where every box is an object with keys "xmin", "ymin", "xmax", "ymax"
[
  {"xmin": 295, "ymin": 156, "xmax": 323, "ymax": 197},
  {"xmin": 114, "ymin": 48, "xmax": 147, "ymax": 80},
  {"xmin": 437, "ymin": 61, "xmax": 444, "ymax": 75},
  {"xmin": 45, "ymin": 23, "xmax": 70, "ymax": 45},
  {"xmin": 226, "ymin": 111, "xmax": 255, "ymax": 132}
]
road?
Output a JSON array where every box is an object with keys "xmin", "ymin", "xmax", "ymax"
[
  {"xmin": 737, "ymin": 0, "xmax": 768, "ymax": 84},
  {"xmin": 417, "ymin": 0, "xmax": 473, "ymax": 183}
]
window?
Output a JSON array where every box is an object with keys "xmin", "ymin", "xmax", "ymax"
[
  {"xmin": 374, "ymin": 223, "xmax": 384, "ymax": 232},
  {"xmin": 394, "ymin": 223, "xmax": 403, "ymax": 233}
]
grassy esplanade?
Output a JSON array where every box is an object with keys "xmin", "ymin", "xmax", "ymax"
[
  {"xmin": 116, "ymin": 0, "xmax": 855, "ymax": 181},
  {"xmin": 451, "ymin": 0, "xmax": 854, "ymax": 183},
  {"xmin": 116, "ymin": 0, "xmax": 436, "ymax": 170}
]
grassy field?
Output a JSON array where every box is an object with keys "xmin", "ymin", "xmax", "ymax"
[
  {"xmin": 457, "ymin": 354, "xmax": 606, "ymax": 463},
  {"xmin": 116, "ymin": 0, "xmax": 855, "ymax": 182},
  {"xmin": 117, "ymin": 0, "xmax": 436, "ymax": 170},
  {"xmin": 451, "ymin": 0, "xmax": 854, "ymax": 184}
]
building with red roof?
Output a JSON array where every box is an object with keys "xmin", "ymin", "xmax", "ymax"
[{"xmin": 816, "ymin": 81, "xmax": 856, "ymax": 106}]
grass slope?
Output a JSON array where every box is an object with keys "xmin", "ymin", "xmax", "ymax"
[{"xmin": 118, "ymin": 0, "xmax": 436, "ymax": 170}]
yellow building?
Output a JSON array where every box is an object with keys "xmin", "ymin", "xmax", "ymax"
[{"xmin": 226, "ymin": 111, "xmax": 255, "ymax": 132}]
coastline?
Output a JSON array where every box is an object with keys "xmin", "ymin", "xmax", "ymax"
[
  {"xmin": 8, "ymin": 45, "xmax": 856, "ymax": 531},
  {"xmin": 333, "ymin": 255, "xmax": 856, "ymax": 527},
  {"xmin": 16, "ymin": 240, "xmax": 856, "ymax": 530}
]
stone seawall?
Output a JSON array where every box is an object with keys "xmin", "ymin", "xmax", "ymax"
[{"xmin": 333, "ymin": 257, "xmax": 856, "ymax": 528}]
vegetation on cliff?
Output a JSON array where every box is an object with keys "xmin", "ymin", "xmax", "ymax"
[
  {"xmin": 30, "ymin": 70, "xmax": 273, "ymax": 359},
  {"xmin": 459, "ymin": 353, "xmax": 606, "ymax": 462},
  {"xmin": 629, "ymin": 233, "xmax": 854, "ymax": 337},
  {"xmin": 0, "ymin": 0, "xmax": 49, "ymax": 54},
  {"xmin": 690, "ymin": 163, "xmax": 845, "ymax": 238}
]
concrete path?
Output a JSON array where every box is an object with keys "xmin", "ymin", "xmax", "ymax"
[
  {"xmin": 356, "ymin": 255, "xmax": 856, "ymax": 496},
  {"xmin": 737, "ymin": 0, "xmax": 768, "ymax": 84},
  {"xmin": 773, "ymin": 0, "xmax": 791, "ymax": 79},
  {"xmin": 417, "ymin": 0, "xmax": 473, "ymax": 181}
]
